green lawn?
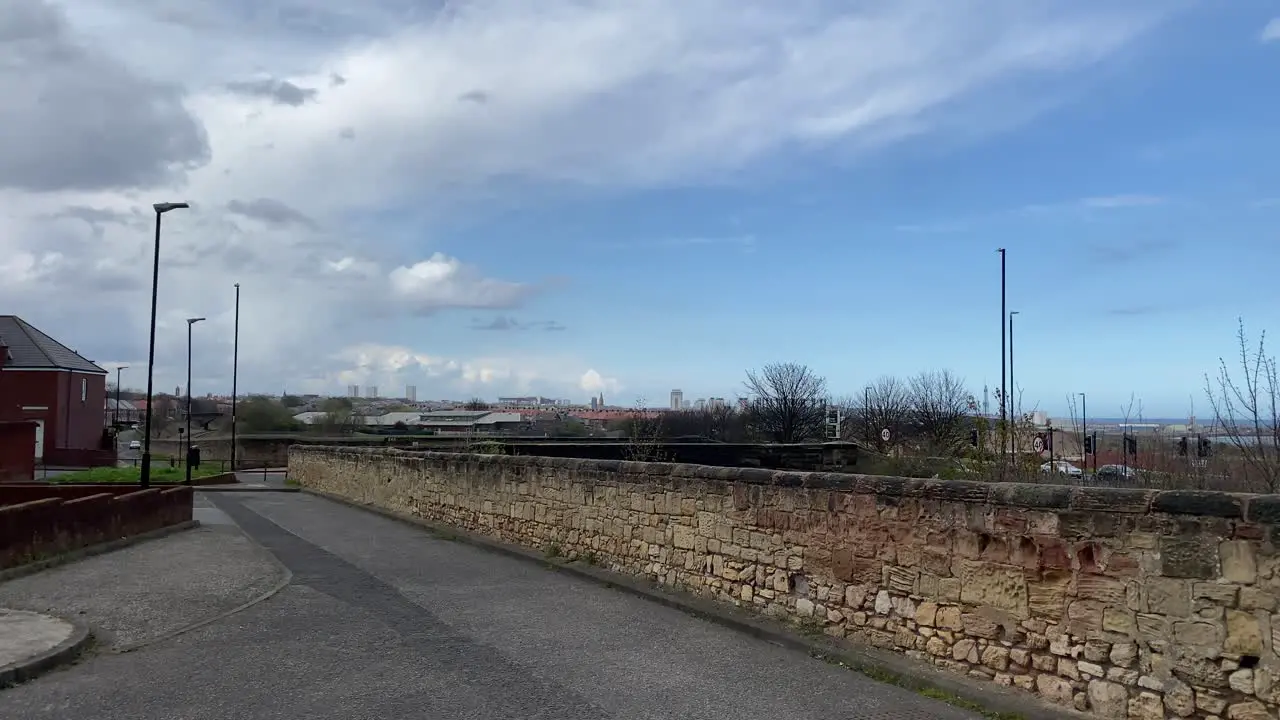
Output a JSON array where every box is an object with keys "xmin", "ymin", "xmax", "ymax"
[{"xmin": 50, "ymin": 465, "xmax": 225, "ymax": 484}]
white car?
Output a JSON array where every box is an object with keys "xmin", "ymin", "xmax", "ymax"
[
  {"xmin": 128, "ymin": 440, "xmax": 141, "ymax": 450},
  {"xmin": 1040, "ymin": 460, "xmax": 1082, "ymax": 477}
]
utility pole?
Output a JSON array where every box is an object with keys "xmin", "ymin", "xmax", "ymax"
[
  {"xmin": 231, "ymin": 283, "xmax": 240, "ymax": 473},
  {"xmin": 998, "ymin": 248, "xmax": 1007, "ymax": 472},
  {"xmin": 1009, "ymin": 310, "xmax": 1019, "ymax": 458},
  {"xmin": 114, "ymin": 365, "xmax": 128, "ymax": 426}
]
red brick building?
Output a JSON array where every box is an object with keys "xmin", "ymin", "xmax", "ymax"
[{"xmin": 0, "ymin": 316, "xmax": 113, "ymax": 467}]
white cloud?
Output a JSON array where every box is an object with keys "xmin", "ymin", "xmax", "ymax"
[
  {"xmin": 0, "ymin": 0, "xmax": 1174, "ymax": 397},
  {"xmin": 579, "ymin": 369, "xmax": 622, "ymax": 396},
  {"xmin": 1263, "ymin": 18, "xmax": 1280, "ymax": 43},
  {"xmin": 321, "ymin": 343, "xmax": 604, "ymax": 400},
  {"xmin": 389, "ymin": 254, "xmax": 536, "ymax": 314}
]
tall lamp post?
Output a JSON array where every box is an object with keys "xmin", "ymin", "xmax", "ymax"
[
  {"xmin": 1009, "ymin": 310, "xmax": 1020, "ymax": 456},
  {"xmin": 114, "ymin": 365, "xmax": 128, "ymax": 425},
  {"xmin": 185, "ymin": 317, "xmax": 206, "ymax": 485},
  {"xmin": 141, "ymin": 201, "xmax": 190, "ymax": 489},
  {"xmin": 231, "ymin": 283, "xmax": 240, "ymax": 473},
  {"xmin": 1080, "ymin": 392, "xmax": 1089, "ymax": 474},
  {"xmin": 864, "ymin": 385, "xmax": 873, "ymax": 443},
  {"xmin": 998, "ymin": 248, "xmax": 1007, "ymax": 470}
]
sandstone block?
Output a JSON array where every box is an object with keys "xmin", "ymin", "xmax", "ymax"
[
  {"xmin": 1147, "ymin": 577, "xmax": 1192, "ymax": 617},
  {"xmin": 1126, "ymin": 691, "xmax": 1164, "ymax": 720},
  {"xmin": 1228, "ymin": 668, "xmax": 1255, "ymax": 694},
  {"xmin": 1161, "ymin": 535, "xmax": 1220, "ymax": 579},
  {"xmin": 1110, "ymin": 642, "xmax": 1137, "ymax": 667},
  {"xmin": 952, "ymin": 638, "xmax": 978, "ymax": 663},
  {"xmin": 1163, "ymin": 677, "xmax": 1196, "ymax": 717},
  {"xmin": 915, "ymin": 601, "xmax": 939, "ymax": 628},
  {"xmin": 874, "ymin": 590, "xmax": 891, "ymax": 615},
  {"xmin": 795, "ymin": 598, "xmax": 815, "ymax": 617},
  {"xmin": 1086, "ymin": 679, "xmax": 1128, "ymax": 719},
  {"xmin": 1197, "ymin": 691, "xmax": 1229, "ymax": 715},
  {"xmin": 1241, "ymin": 587, "xmax": 1277, "ymax": 612},
  {"xmin": 936, "ymin": 605, "xmax": 963, "ymax": 631},
  {"xmin": 957, "ymin": 560, "xmax": 1029, "ymax": 618},
  {"xmin": 1035, "ymin": 673, "xmax": 1074, "ymax": 704},
  {"xmin": 1224, "ymin": 610, "xmax": 1264, "ymax": 656},
  {"xmin": 980, "ymin": 645, "xmax": 1009, "ymax": 671},
  {"xmin": 1222, "ymin": 541, "xmax": 1258, "ymax": 585},
  {"xmin": 1226, "ymin": 701, "xmax": 1271, "ymax": 720}
]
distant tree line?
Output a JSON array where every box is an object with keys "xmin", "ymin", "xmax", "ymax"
[{"xmin": 613, "ymin": 362, "xmax": 980, "ymax": 458}]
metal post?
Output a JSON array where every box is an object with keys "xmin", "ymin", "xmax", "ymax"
[
  {"xmin": 998, "ymin": 248, "xmax": 1007, "ymax": 472},
  {"xmin": 231, "ymin": 283, "xmax": 240, "ymax": 473},
  {"xmin": 141, "ymin": 212, "xmax": 162, "ymax": 489},
  {"xmin": 114, "ymin": 366, "xmax": 125, "ymax": 426},
  {"xmin": 864, "ymin": 385, "xmax": 871, "ymax": 443},
  {"xmin": 186, "ymin": 319, "xmax": 193, "ymax": 484},
  {"xmin": 1080, "ymin": 393, "xmax": 1088, "ymax": 474},
  {"xmin": 1009, "ymin": 310, "xmax": 1019, "ymax": 457}
]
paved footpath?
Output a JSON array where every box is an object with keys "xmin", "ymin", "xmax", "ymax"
[{"xmin": 0, "ymin": 491, "xmax": 979, "ymax": 719}]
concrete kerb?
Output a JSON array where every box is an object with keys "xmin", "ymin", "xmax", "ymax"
[
  {"xmin": 110, "ymin": 520, "xmax": 294, "ymax": 655},
  {"xmin": 300, "ymin": 487, "xmax": 1082, "ymax": 720},
  {"xmin": 0, "ymin": 521, "xmax": 200, "ymax": 584},
  {"xmin": 197, "ymin": 486, "xmax": 301, "ymax": 493},
  {"xmin": 0, "ymin": 613, "xmax": 93, "ymax": 690}
]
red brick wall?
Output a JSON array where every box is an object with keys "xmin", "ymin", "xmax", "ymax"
[
  {"xmin": 0, "ymin": 486, "xmax": 193, "ymax": 570},
  {"xmin": 0, "ymin": 422, "xmax": 36, "ymax": 482},
  {"xmin": 0, "ymin": 370, "xmax": 108, "ymax": 463}
]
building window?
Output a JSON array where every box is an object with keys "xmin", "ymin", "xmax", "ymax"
[{"xmin": 81, "ymin": 378, "xmax": 88, "ymax": 403}]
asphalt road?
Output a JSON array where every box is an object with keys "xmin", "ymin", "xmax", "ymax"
[{"xmin": 0, "ymin": 492, "xmax": 978, "ymax": 719}]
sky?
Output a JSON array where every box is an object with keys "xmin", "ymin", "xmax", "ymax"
[{"xmin": 1, "ymin": 0, "xmax": 1277, "ymax": 418}]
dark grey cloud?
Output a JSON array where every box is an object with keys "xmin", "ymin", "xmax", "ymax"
[
  {"xmin": 226, "ymin": 198, "xmax": 319, "ymax": 230},
  {"xmin": 470, "ymin": 316, "xmax": 565, "ymax": 331},
  {"xmin": 225, "ymin": 77, "xmax": 318, "ymax": 106},
  {"xmin": 46, "ymin": 206, "xmax": 147, "ymax": 238},
  {"xmin": 338, "ymin": 127, "xmax": 356, "ymax": 140},
  {"xmin": 0, "ymin": 0, "xmax": 210, "ymax": 192},
  {"xmin": 458, "ymin": 90, "xmax": 490, "ymax": 104},
  {"xmin": 330, "ymin": 73, "xmax": 347, "ymax": 87}
]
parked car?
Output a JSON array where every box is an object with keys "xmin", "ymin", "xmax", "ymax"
[
  {"xmin": 1095, "ymin": 464, "xmax": 1139, "ymax": 482},
  {"xmin": 128, "ymin": 440, "xmax": 141, "ymax": 450},
  {"xmin": 1039, "ymin": 460, "xmax": 1082, "ymax": 477}
]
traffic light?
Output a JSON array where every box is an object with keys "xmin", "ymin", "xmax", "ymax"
[
  {"xmin": 1124, "ymin": 435, "xmax": 1137, "ymax": 455},
  {"xmin": 1084, "ymin": 434, "xmax": 1094, "ymax": 454},
  {"xmin": 1197, "ymin": 436, "xmax": 1211, "ymax": 458},
  {"xmin": 1177, "ymin": 437, "xmax": 1188, "ymax": 456}
]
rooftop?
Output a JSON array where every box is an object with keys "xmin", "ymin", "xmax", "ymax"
[{"xmin": 0, "ymin": 316, "xmax": 105, "ymax": 374}]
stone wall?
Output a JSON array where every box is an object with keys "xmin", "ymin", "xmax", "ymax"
[{"xmin": 289, "ymin": 446, "xmax": 1280, "ymax": 720}]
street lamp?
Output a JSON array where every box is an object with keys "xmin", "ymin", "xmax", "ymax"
[
  {"xmin": 185, "ymin": 317, "xmax": 206, "ymax": 485},
  {"xmin": 141, "ymin": 201, "xmax": 190, "ymax": 489},
  {"xmin": 231, "ymin": 283, "xmax": 240, "ymax": 473},
  {"xmin": 1080, "ymin": 392, "xmax": 1089, "ymax": 474},
  {"xmin": 997, "ymin": 248, "xmax": 1008, "ymax": 472},
  {"xmin": 1009, "ymin": 310, "xmax": 1020, "ymax": 456},
  {"xmin": 864, "ymin": 385, "xmax": 873, "ymax": 443},
  {"xmin": 114, "ymin": 365, "xmax": 128, "ymax": 426}
]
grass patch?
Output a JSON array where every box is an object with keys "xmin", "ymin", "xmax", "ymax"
[
  {"xmin": 544, "ymin": 542, "xmax": 562, "ymax": 559},
  {"xmin": 815, "ymin": 653, "xmax": 1026, "ymax": 720},
  {"xmin": 49, "ymin": 465, "xmax": 223, "ymax": 484}
]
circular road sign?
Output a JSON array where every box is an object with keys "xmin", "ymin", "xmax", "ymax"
[
  {"xmin": 1032, "ymin": 435, "xmax": 1045, "ymax": 453},
  {"xmin": 880, "ymin": 428, "xmax": 891, "ymax": 442}
]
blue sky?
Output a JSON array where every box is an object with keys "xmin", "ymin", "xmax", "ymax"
[
  {"xmin": 373, "ymin": 2, "xmax": 1280, "ymax": 416},
  {"xmin": 2, "ymin": 0, "xmax": 1277, "ymax": 416}
]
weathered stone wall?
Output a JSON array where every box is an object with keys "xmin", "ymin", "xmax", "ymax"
[{"xmin": 289, "ymin": 446, "xmax": 1280, "ymax": 720}]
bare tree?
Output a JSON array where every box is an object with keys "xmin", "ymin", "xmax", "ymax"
[
  {"xmin": 463, "ymin": 398, "xmax": 490, "ymax": 411},
  {"xmin": 1204, "ymin": 319, "xmax": 1280, "ymax": 491},
  {"xmin": 1066, "ymin": 393, "xmax": 1082, "ymax": 463},
  {"xmin": 622, "ymin": 397, "xmax": 668, "ymax": 461},
  {"xmin": 860, "ymin": 376, "xmax": 913, "ymax": 452},
  {"xmin": 908, "ymin": 370, "xmax": 972, "ymax": 456},
  {"xmin": 743, "ymin": 362, "xmax": 827, "ymax": 443},
  {"xmin": 661, "ymin": 405, "xmax": 748, "ymax": 442}
]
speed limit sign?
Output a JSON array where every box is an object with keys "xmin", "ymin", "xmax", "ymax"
[
  {"xmin": 1032, "ymin": 435, "xmax": 1045, "ymax": 453},
  {"xmin": 880, "ymin": 428, "xmax": 891, "ymax": 442}
]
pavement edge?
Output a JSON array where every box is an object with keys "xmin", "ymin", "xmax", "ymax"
[
  {"xmin": 0, "ymin": 614, "xmax": 92, "ymax": 690},
  {"xmin": 0, "ymin": 521, "xmax": 200, "ymax": 584},
  {"xmin": 300, "ymin": 487, "xmax": 1083, "ymax": 720},
  {"xmin": 111, "ymin": 497, "xmax": 295, "ymax": 654}
]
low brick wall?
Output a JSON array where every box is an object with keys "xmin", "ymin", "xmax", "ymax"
[
  {"xmin": 0, "ymin": 485, "xmax": 193, "ymax": 570},
  {"xmin": 291, "ymin": 445, "xmax": 1280, "ymax": 720}
]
